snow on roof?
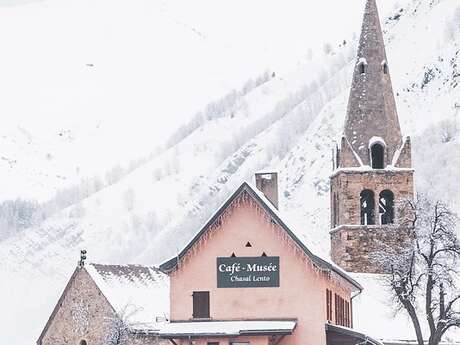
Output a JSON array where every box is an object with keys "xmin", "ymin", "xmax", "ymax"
[
  {"xmin": 369, "ymin": 136, "xmax": 386, "ymax": 148},
  {"xmin": 159, "ymin": 320, "xmax": 297, "ymax": 337},
  {"xmin": 254, "ymin": 170, "xmax": 278, "ymax": 177},
  {"xmin": 330, "ymin": 166, "xmax": 414, "ymax": 178},
  {"xmin": 351, "ymin": 273, "xmax": 460, "ymax": 343},
  {"xmin": 86, "ymin": 263, "xmax": 169, "ymax": 331}
]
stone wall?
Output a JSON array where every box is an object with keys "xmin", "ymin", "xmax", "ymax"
[
  {"xmin": 330, "ymin": 169, "xmax": 414, "ymax": 273},
  {"xmin": 330, "ymin": 169, "xmax": 414, "ymax": 226},
  {"xmin": 39, "ymin": 267, "xmax": 166, "ymax": 345},
  {"xmin": 330, "ymin": 225, "xmax": 412, "ymax": 273}
]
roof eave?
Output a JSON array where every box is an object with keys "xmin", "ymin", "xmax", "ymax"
[{"xmin": 159, "ymin": 182, "xmax": 362, "ymax": 291}]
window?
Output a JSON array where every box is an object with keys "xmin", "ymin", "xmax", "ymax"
[
  {"xmin": 192, "ymin": 291, "xmax": 210, "ymax": 319},
  {"xmin": 208, "ymin": 343, "xmax": 219, "ymax": 345},
  {"xmin": 335, "ymin": 294, "xmax": 351, "ymax": 328},
  {"xmin": 371, "ymin": 144, "xmax": 385, "ymax": 169},
  {"xmin": 358, "ymin": 62, "xmax": 366, "ymax": 74},
  {"xmin": 245, "ymin": 242, "xmax": 252, "ymax": 248},
  {"xmin": 326, "ymin": 289, "xmax": 333, "ymax": 322},
  {"xmin": 230, "ymin": 343, "xmax": 250, "ymax": 345},
  {"xmin": 80, "ymin": 341, "xmax": 87, "ymax": 345},
  {"xmin": 379, "ymin": 190, "xmax": 395, "ymax": 225},
  {"xmin": 360, "ymin": 190, "xmax": 375, "ymax": 225},
  {"xmin": 382, "ymin": 62, "xmax": 388, "ymax": 74}
]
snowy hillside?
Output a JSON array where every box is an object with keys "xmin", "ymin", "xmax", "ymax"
[{"xmin": 1, "ymin": 0, "xmax": 460, "ymax": 344}]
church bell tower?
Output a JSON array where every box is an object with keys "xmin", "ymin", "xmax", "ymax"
[{"xmin": 330, "ymin": 0, "xmax": 414, "ymax": 273}]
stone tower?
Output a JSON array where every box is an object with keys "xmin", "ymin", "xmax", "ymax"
[{"xmin": 330, "ymin": 0, "xmax": 414, "ymax": 274}]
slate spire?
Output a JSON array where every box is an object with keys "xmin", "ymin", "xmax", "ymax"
[{"xmin": 342, "ymin": 0, "xmax": 402, "ymax": 167}]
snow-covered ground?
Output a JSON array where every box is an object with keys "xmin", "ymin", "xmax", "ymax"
[{"xmin": 0, "ymin": 0, "xmax": 459, "ymax": 344}]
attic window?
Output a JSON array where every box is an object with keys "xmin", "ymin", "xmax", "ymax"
[
  {"xmin": 261, "ymin": 252, "xmax": 267, "ymax": 257},
  {"xmin": 231, "ymin": 253, "xmax": 236, "ymax": 258},
  {"xmin": 245, "ymin": 242, "xmax": 252, "ymax": 248}
]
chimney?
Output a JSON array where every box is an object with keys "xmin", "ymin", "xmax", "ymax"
[{"xmin": 255, "ymin": 172, "xmax": 279, "ymax": 210}]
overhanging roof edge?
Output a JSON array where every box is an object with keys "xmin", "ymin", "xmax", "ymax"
[{"xmin": 159, "ymin": 182, "xmax": 362, "ymax": 291}]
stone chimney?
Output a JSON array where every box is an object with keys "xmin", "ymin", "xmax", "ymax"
[{"xmin": 255, "ymin": 172, "xmax": 279, "ymax": 209}]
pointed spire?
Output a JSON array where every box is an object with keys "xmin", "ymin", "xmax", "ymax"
[{"xmin": 342, "ymin": 0, "xmax": 402, "ymax": 167}]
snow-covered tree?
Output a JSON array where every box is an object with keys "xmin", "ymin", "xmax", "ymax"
[
  {"xmin": 123, "ymin": 189, "xmax": 136, "ymax": 212},
  {"xmin": 378, "ymin": 196, "xmax": 460, "ymax": 345},
  {"xmin": 103, "ymin": 306, "xmax": 135, "ymax": 345}
]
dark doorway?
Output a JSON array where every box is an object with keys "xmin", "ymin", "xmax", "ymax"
[
  {"xmin": 192, "ymin": 291, "xmax": 210, "ymax": 319},
  {"xmin": 360, "ymin": 190, "xmax": 375, "ymax": 225},
  {"xmin": 371, "ymin": 144, "xmax": 385, "ymax": 169},
  {"xmin": 379, "ymin": 190, "xmax": 395, "ymax": 225}
]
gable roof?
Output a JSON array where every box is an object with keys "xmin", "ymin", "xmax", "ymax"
[
  {"xmin": 159, "ymin": 182, "xmax": 362, "ymax": 292},
  {"xmin": 37, "ymin": 264, "xmax": 169, "ymax": 345},
  {"xmin": 86, "ymin": 263, "xmax": 169, "ymax": 332}
]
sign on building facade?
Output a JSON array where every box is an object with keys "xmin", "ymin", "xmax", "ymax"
[{"xmin": 217, "ymin": 256, "xmax": 280, "ymax": 288}]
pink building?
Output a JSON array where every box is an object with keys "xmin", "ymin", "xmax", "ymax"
[{"xmin": 159, "ymin": 175, "xmax": 380, "ymax": 345}]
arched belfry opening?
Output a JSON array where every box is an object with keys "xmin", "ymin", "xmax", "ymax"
[
  {"xmin": 80, "ymin": 340, "xmax": 88, "ymax": 345},
  {"xmin": 360, "ymin": 190, "xmax": 375, "ymax": 225},
  {"xmin": 379, "ymin": 190, "xmax": 394, "ymax": 225},
  {"xmin": 370, "ymin": 144, "xmax": 385, "ymax": 169}
]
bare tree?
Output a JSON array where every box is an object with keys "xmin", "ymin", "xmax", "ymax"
[
  {"xmin": 103, "ymin": 305, "xmax": 145, "ymax": 345},
  {"xmin": 378, "ymin": 196, "xmax": 460, "ymax": 345}
]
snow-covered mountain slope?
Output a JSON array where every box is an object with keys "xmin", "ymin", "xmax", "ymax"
[
  {"xmin": 1, "ymin": 0, "xmax": 460, "ymax": 344},
  {"xmin": 0, "ymin": 0, "xmax": 405, "ymax": 202}
]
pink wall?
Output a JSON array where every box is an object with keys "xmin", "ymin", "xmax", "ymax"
[{"xmin": 169, "ymin": 195, "xmax": 352, "ymax": 345}]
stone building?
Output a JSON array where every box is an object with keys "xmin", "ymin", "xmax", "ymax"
[
  {"xmin": 329, "ymin": 0, "xmax": 414, "ymax": 273},
  {"xmin": 37, "ymin": 263, "xmax": 169, "ymax": 345}
]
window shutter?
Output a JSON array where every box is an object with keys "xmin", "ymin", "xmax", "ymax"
[{"xmin": 193, "ymin": 291, "xmax": 210, "ymax": 318}]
